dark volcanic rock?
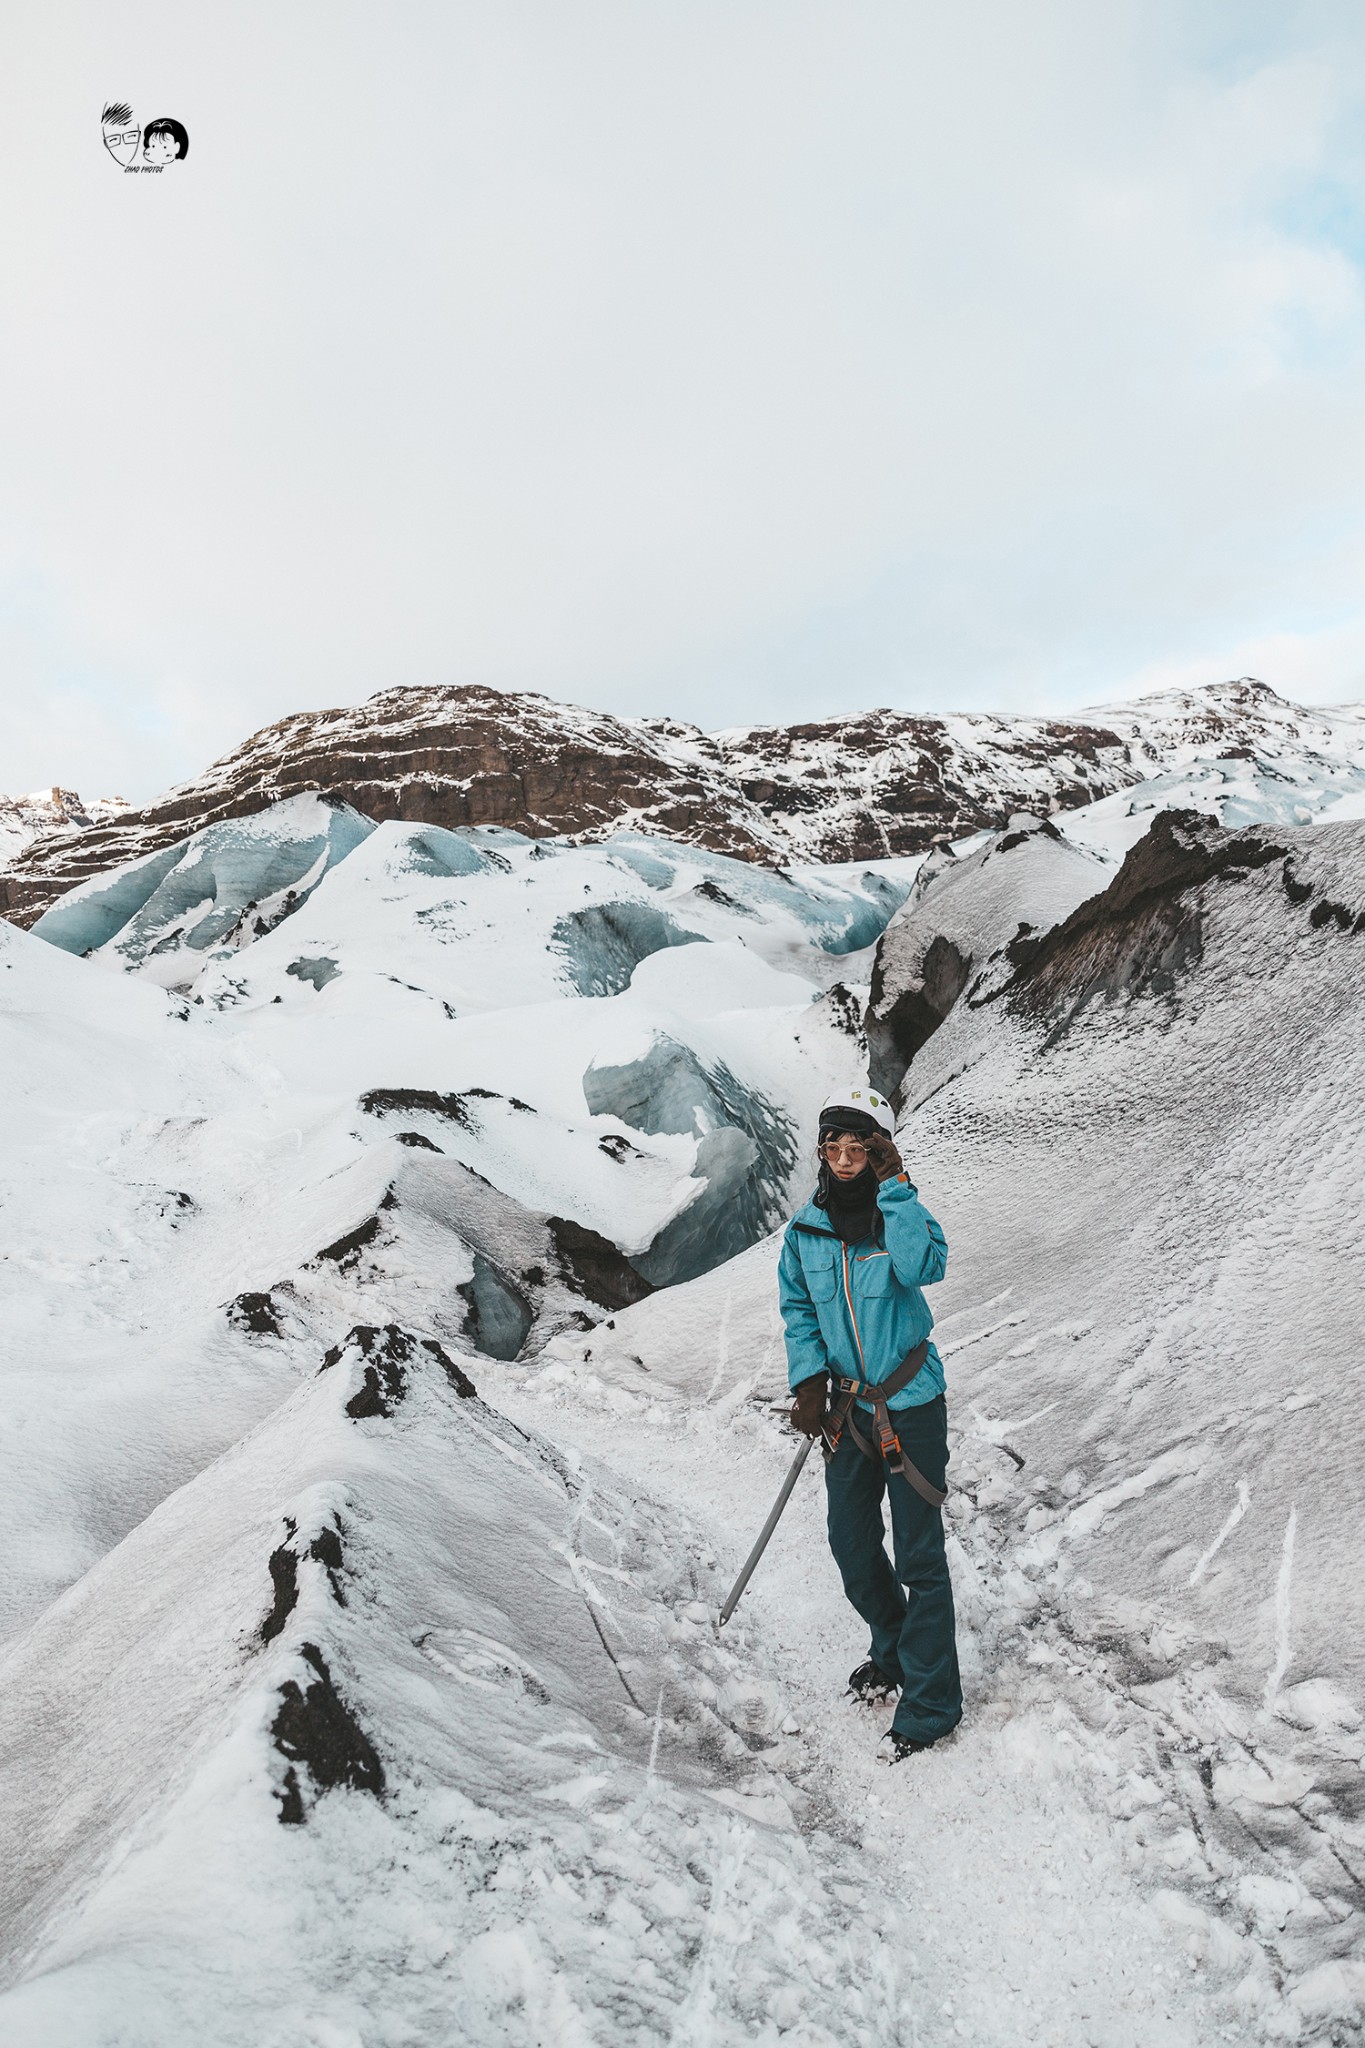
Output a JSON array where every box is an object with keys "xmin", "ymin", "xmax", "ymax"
[
  {"xmin": 867, "ymin": 934, "xmax": 972, "ymax": 1100},
  {"xmin": 320, "ymin": 1323, "xmax": 479, "ymax": 1414},
  {"xmin": 312, "ymin": 1215, "xmax": 384, "ymax": 1268},
  {"xmin": 260, "ymin": 1520, "xmax": 300, "ymax": 1644},
  {"xmin": 1006, "ymin": 811, "xmax": 1290, "ymax": 1022},
  {"xmin": 227, "ymin": 1290, "xmax": 285, "ymax": 1339},
  {"xmin": 547, "ymin": 1216, "xmax": 654, "ymax": 1312},
  {"xmin": 5, "ymin": 678, "xmax": 1318, "ymax": 927},
  {"xmin": 359, "ymin": 1087, "xmax": 476, "ymax": 1128},
  {"xmin": 271, "ymin": 1643, "xmax": 384, "ymax": 1821}
]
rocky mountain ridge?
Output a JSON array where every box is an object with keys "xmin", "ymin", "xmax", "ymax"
[
  {"xmin": 0, "ymin": 786, "xmax": 129, "ymax": 870},
  {"xmin": 4, "ymin": 675, "xmax": 1363, "ymax": 925}
]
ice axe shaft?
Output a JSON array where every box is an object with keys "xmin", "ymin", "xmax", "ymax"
[{"xmin": 719, "ymin": 1435, "xmax": 816, "ymax": 1627}]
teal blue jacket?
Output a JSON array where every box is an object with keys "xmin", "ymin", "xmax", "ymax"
[{"xmin": 778, "ymin": 1175, "xmax": 948, "ymax": 1410}]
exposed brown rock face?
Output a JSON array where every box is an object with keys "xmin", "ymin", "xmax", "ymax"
[
  {"xmin": 701, "ymin": 707, "xmax": 1131, "ymax": 866},
  {"xmin": 0, "ymin": 688, "xmax": 768, "ymax": 923},
  {"xmin": 0, "ymin": 675, "xmax": 1346, "ymax": 926},
  {"xmin": 1004, "ymin": 811, "xmax": 1292, "ymax": 1022}
]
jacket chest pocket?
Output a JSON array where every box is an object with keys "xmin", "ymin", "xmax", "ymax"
[
  {"xmin": 854, "ymin": 1251, "xmax": 894, "ymax": 1297},
  {"xmin": 802, "ymin": 1252, "xmax": 840, "ymax": 1302}
]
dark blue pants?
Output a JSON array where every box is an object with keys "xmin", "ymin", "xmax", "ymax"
[{"xmin": 824, "ymin": 1394, "xmax": 963, "ymax": 1744}]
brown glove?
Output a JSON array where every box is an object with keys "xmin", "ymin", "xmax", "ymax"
[
  {"xmin": 865, "ymin": 1131, "xmax": 904, "ymax": 1182},
  {"xmin": 790, "ymin": 1372, "xmax": 829, "ymax": 1436}
]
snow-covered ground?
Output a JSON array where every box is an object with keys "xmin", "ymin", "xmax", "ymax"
[
  {"xmin": 3, "ymin": 786, "xmax": 1364, "ymax": 2043},
  {"xmin": 0, "ymin": 1307, "xmax": 1223, "ymax": 2048}
]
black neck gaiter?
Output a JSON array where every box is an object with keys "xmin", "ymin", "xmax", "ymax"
[{"xmin": 816, "ymin": 1163, "xmax": 879, "ymax": 1244}]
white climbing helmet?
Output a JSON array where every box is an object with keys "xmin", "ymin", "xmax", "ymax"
[{"xmin": 820, "ymin": 1086, "xmax": 895, "ymax": 1137}]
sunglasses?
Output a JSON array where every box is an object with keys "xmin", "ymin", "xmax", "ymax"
[{"xmin": 820, "ymin": 1132, "xmax": 871, "ymax": 1158}]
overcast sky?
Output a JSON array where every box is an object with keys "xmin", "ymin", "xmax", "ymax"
[{"xmin": 5, "ymin": 1, "xmax": 1365, "ymax": 802}]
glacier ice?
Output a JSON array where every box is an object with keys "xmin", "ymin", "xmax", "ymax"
[
  {"xmin": 603, "ymin": 837, "xmax": 678, "ymax": 890},
  {"xmin": 33, "ymin": 793, "xmax": 375, "ymax": 975},
  {"xmin": 1060, "ymin": 752, "xmax": 1365, "ymax": 864},
  {"xmin": 549, "ymin": 860, "xmax": 910, "ymax": 1002},
  {"xmin": 395, "ymin": 825, "xmax": 502, "ymax": 879},
  {"xmin": 800, "ymin": 867, "xmax": 910, "ymax": 953},
  {"xmin": 552, "ymin": 901, "xmax": 708, "ymax": 997},
  {"xmin": 285, "ymin": 955, "xmax": 341, "ymax": 990},
  {"xmin": 604, "ymin": 831, "xmax": 913, "ymax": 953},
  {"xmin": 28, "ymin": 839, "xmax": 186, "ymax": 956},
  {"xmin": 584, "ymin": 1035, "xmax": 797, "ymax": 1284},
  {"xmin": 583, "ymin": 1032, "xmax": 723, "ymax": 1139},
  {"xmin": 457, "ymin": 1251, "xmax": 533, "ymax": 1360}
]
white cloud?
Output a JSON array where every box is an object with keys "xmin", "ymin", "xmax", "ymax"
[{"xmin": 4, "ymin": 0, "xmax": 1365, "ymax": 798}]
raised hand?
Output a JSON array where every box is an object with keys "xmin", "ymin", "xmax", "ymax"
[{"xmin": 865, "ymin": 1130, "xmax": 904, "ymax": 1182}]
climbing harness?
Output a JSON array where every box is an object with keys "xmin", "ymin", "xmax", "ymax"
[
  {"xmin": 823, "ymin": 1339, "xmax": 945, "ymax": 1509},
  {"xmin": 791, "ymin": 1216, "xmax": 946, "ymax": 1510}
]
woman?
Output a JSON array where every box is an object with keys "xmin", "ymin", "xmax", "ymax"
[{"xmin": 778, "ymin": 1086, "xmax": 962, "ymax": 1763}]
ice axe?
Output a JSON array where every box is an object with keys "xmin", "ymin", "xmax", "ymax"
[{"xmin": 719, "ymin": 1434, "xmax": 816, "ymax": 1626}]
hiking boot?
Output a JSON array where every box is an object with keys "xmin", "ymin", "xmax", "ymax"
[
  {"xmin": 878, "ymin": 1730, "xmax": 931, "ymax": 1765},
  {"xmin": 847, "ymin": 1658, "xmax": 899, "ymax": 1704}
]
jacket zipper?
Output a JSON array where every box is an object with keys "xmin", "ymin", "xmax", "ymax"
[{"xmin": 841, "ymin": 1244, "xmax": 867, "ymax": 1378}]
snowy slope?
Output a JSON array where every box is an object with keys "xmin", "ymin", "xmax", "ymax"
[
  {"xmin": 1054, "ymin": 681, "xmax": 1365, "ymax": 864},
  {"xmin": 1074, "ymin": 677, "xmax": 1365, "ymax": 782},
  {"xmin": 865, "ymin": 816, "xmax": 1109, "ymax": 1099},
  {"xmin": 533, "ymin": 823, "xmax": 1365, "ymax": 2038},
  {"xmin": 0, "ymin": 1320, "xmax": 1225, "ymax": 2048},
  {"xmin": 1059, "ymin": 754, "xmax": 1365, "ymax": 864},
  {"xmin": 0, "ymin": 918, "xmax": 303, "ymax": 1637},
  {"xmin": 8, "ymin": 771, "xmax": 1365, "ymax": 2038},
  {"xmin": 0, "ymin": 823, "xmax": 889, "ymax": 1644},
  {"xmin": 889, "ymin": 814, "xmax": 1365, "ymax": 2029},
  {"xmin": 0, "ymin": 1326, "xmax": 826, "ymax": 2043},
  {"xmin": 891, "ymin": 812, "xmax": 1365, "ymax": 1720}
]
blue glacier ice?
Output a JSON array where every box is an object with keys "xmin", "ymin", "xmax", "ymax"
[
  {"xmin": 397, "ymin": 827, "xmax": 501, "ymax": 880},
  {"xmin": 552, "ymin": 903, "xmax": 708, "ymax": 998},
  {"xmin": 602, "ymin": 832, "xmax": 910, "ymax": 954},
  {"xmin": 28, "ymin": 841, "xmax": 188, "ymax": 958},
  {"xmin": 34, "ymin": 795, "xmax": 376, "ymax": 970},
  {"xmin": 458, "ymin": 1251, "xmax": 533, "ymax": 1361},
  {"xmin": 583, "ymin": 1035, "xmax": 797, "ymax": 1284}
]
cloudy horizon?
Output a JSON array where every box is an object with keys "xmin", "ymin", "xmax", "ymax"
[{"xmin": 6, "ymin": 1, "xmax": 1365, "ymax": 803}]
